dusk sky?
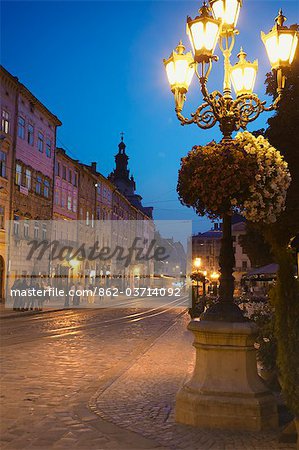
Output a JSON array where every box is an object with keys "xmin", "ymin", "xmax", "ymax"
[{"xmin": 2, "ymin": 0, "xmax": 298, "ymax": 233}]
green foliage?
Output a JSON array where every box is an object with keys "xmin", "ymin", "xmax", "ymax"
[
  {"xmin": 239, "ymin": 223, "xmax": 273, "ymax": 267},
  {"xmin": 263, "ymin": 46, "xmax": 299, "ymax": 247},
  {"xmin": 252, "ymin": 307, "xmax": 277, "ymax": 372},
  {"xmin": 261, "ymin": 48, "xmax": 299, "ymax": 418},
  {"xmin": 269, "ymin": 249, "xmax": 299, "ymax": 417}
]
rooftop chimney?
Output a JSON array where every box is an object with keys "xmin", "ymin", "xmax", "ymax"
[{"xmin": 91, "ymin": 162, "xmax": 97, "ymax": 172}]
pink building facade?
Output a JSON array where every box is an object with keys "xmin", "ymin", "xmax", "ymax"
[
  {"xmin": 0, "ymin": 66, "xmax": 61, "ymax": 292},
  {"xmin": 54, "ymin": 148, "xmax": 79, "ymax": 221},
  {"xmin": 12, "ymin": 80, "xmax": 61, "ymax": 222},
  {"xmin": 0, "ymin": 67, "xmax": 18, "ymax": 299}
]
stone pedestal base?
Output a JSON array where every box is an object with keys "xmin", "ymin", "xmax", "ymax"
[{"xmin": 176, "ymin": 320, "xmax": 278, "ymax": 431}]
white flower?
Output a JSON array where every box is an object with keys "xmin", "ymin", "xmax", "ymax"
[{"xmin": 236, "ymin": 131, "xmax": 291, "ymax": 224}]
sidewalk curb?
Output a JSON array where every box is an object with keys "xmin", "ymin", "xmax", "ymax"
[
  {"xmin": 86, "ymin": 311, "xmax": 187, "ymax": 449},
  {"xmin": 88, "ymin": 310, "xmax": 187, "ymax": 414}
]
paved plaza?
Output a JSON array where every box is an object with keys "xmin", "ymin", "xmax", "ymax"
[{"xmin": 0, "ymin": 303, "xmax": 296, "ymax": 450}]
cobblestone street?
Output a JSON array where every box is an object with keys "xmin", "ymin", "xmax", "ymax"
[
  {"xmin": 0, "ymin": 300, "xmax": 183, "ymax": 450},
  {"xmin": 0, "ymin": 302, "xmax": 296, "ymax": 450},
  {"xmin": 92, "ymin": 313, "xmax": 295, "ymax": 450}
]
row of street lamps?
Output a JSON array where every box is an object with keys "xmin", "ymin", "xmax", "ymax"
[{"xmin": 164, "ymin": 1, "xmax": 298, "ymax": 138}]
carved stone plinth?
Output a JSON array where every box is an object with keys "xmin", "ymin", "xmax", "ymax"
[{"xmin": 176, "ymin": 320, "xmax": 278, "ymax": 431}]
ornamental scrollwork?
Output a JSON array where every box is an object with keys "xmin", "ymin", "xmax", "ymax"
[
  {"xmin": 174, "ymin": 81, "xmax": 281, "ymax": 136},
  {"xmin": 232, "ymin": 94, "xmax": 265, "ymax": 128},
  {"xmin": 192, "ymin": 102, "xmax": 218, "ymax": 129}
]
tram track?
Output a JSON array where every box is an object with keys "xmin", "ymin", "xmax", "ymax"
[
  {"xmin": 0, "ymin": 292, "xmax": 182, "ymax": 326},
  {"xmin": 0, "ymin": 295, "xmax": 189, "ymax": 346}
]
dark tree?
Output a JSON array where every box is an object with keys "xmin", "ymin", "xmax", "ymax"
[
  {"xmin": 264, "ymin": 45, "xmax": 299, "ymax": 421},
  {"xmin": 263, "ymin": 45, "xmax": 299, "ymax": 249},
  {"xmin": 239, "ymin": 224, "xmax": 274, "ymax": 268}
]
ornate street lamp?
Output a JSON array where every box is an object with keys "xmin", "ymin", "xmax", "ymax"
[
  {"xmin": 164, "ymin": 41, "xmax": 195, "ymax": 93},
  {"xmin": 261, "ymin": 9, "xmax": 298, "ymax": 70},
  {"xmin": 186, "ymin": 3, "xmax": 221, "ymax": 62},
  {"xmin": 230, "ymin": 48, "xmax": 258, "ymax": 97},
  {"xmin": 163, "ymin": 41, "xmax": 195, "ymax": 112},
  {"xmin": 164, "ymin": 4, "xmax": 298, "ymax": 321},
  {"xmin": 164, "ymin": 3, "xmax": 298, "ymax": 430},
  {"xmin": 261, "ymin": 9, "xmax": 298, "ymax": 93}
]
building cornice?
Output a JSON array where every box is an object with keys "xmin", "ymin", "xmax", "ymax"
[{"xmin": 0, "ymin": 65, "xmax": 62, "ymax": 127}]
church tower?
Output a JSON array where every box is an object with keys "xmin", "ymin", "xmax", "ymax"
[
  {"xmin": 109, "ymin": 133, "xmax": 153, "ymax": 219},
  {"xmin": 109, "ymin": 133, "xmax": 136, "ymax": 196}
]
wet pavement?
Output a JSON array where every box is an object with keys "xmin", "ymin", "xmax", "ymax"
[
  {"xmin": 0, "ymin": 297, "xmax": 295, "ymax": 450},
  {"xmin": 1, "ymin": 298, "xmax": 185, "ymax": 449}
]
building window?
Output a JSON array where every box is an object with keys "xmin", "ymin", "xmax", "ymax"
[
  {"xmin": 13, "ymin": 215, "xmax": 19, "ymax": 236},
  {"xmin": 73, "ymin": 197, "xmax": 77, "ymax": 213},
  {"xmin": 24, "ymin": 220, "xmax": 29, "ymax": 238},
  {"xmin": 86, "ymin": 211, "xmax": 89, "ymax": 226},
  {"xmin": 44, "ymin": 180, "xmax": 50, "ymax": 198},
  {"xmin": 62, "ymin": 166, "xmax": 67, "ymax": 180},
  {"xmin": 55, "ymin": 161, "xmax": 60, "ymax": 177},
  {"xmin": 73, "ymin": 172, "xmax": 78, "ymax": 187},
  {"xmin": 67, "ymin": 195, "xmax": 72, "ymax": 210},
  {"xmin": 25, "ymin": 169, "xmax": 31, "ymax": 190},
  {"xmin": 37, "ymin": 132, "xmax": 44, "ymax": 152},
  {"xmin": 55, "ymin": 189, "xmax": 59, "ymax": 205},
  {"xmin": 1, "ymin": 110, "xmax": 9, "ymax": 134},
  {"xmin": 28, "ymin": 124, "xmax": 34, "ymax": 145},
  {"xmin": 18, "ymin": 116, "xmax": 25, "ymax": 139},
  {"xmin": 68, "ymin": 169, "xmax": 72, "ymax": 183},
  {"xmin": 36, "ymin": 176, "xmax": 42, "ymax": 194},
  {"xmin": 46, "ymin": 138, "xmax": 51, "ymax": 157},
  {"xmin": 34, "ymin": 222, "xmax": 39, "ymax": 239},
  {"xmin": 0, "ymin": 206, "xmax": 4, "ymax": 229},
  {"xmin": 0, "ymin": 151, "xmax": 7, "ymax": 178},
  {"xmin": 15, "ymin": 164, "xmax": 22, "ymax": 185},
  {"xmin": 61, "ymin": 192, "xmax": 66, "ymax": 207},
  {"xmin": 42, "ymin": 224, "xmax": 47, "ymax": 240}
]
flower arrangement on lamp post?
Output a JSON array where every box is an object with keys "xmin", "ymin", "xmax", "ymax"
[{"xmin": 178, "ymin": 131, "xmax": 291, "ymax": 319}]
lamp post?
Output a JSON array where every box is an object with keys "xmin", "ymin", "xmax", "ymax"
[
  {"xmin": 210, "ymin": 270, "xmax": 220, "ymax": 295},
  {"xmin": 193, "ymin": 257, "xmax": 201, "ymax": 299},
  {"xmin": 164, "ymin": 3, "xmax": 298, "ymax": 322},
  {"xmin": 164, "ymin": 1, "xmax": 298, "ymax": 430}
]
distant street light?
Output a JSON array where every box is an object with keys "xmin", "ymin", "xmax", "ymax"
[{"xmin": 193, "ymin": 257, "xmax": 202, "ymax": 269}]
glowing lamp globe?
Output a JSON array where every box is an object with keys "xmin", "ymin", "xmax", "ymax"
[
  {"xmin": 230, "ymin": 48, "xmax": 258, "ymax": 96},
  {"xmin": 163, "ymin": 41, "xmax": 195, "ymax": 93},
  {"xmin": 261, "ymin": 10, "xmax": 299, "ymax": 70},
  {"xmin": 209, "ymin": 0, "xmax": 242, "ymax": 33},
  {"xmin": 194, "ymin": 257, "xmax": 202, "ymax": 268},
  {"xmin": 186, "ymin": 3, "xmax": 221, "ymax": 63}
]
